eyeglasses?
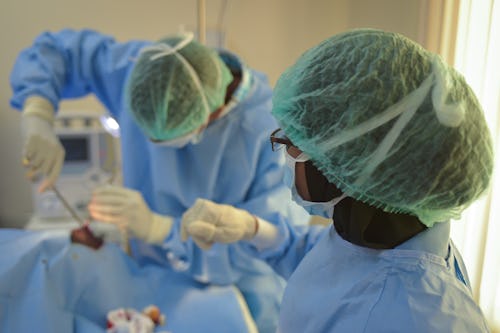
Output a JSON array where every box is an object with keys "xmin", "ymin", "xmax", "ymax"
[
  {"xmin": 270, "ymin": 128, "xmax": 305, "ymax": 158},
  {"xmin": 270, "ymin": 128, "xmax": 292, "ymax": 151}
]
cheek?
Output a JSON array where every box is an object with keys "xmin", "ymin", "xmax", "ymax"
[{"xmin": 295, "ymin": 162, "xmax": 312, "ymax": 201}]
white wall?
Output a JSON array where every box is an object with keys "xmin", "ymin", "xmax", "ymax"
[{"xmin": 0, "ymin": 0, "xmax": 423, "ymax": 227}]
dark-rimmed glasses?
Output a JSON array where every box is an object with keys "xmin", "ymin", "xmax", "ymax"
[
  {"xmin": 270, "ymin": 128, "xmax": 305, "ymax": 158},
  {"xmin": 270, "ymin": 128, "xmax": 292, "ymax": 151}
]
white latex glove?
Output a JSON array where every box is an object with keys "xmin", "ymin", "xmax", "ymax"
[
  {"xmin": 88, "ymin": 185, "xmax": 172, "ymax": 244},
  {"xmin": 21, "ymin": 96, "xmax": 64, "ymax": 193},
  {"xmin": 181, "ymin": 198, "xmax": 258, "ymax": 250}
]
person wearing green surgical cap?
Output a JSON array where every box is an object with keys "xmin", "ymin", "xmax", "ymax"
[
  {"xmin": 181, "ymin": 29, "xmax": 493, "ymax": 332},
  {"xmin": 126, "ymin": 34, "xmax": 233, "ymax": 143},
  {"xmin": 10, "ymin": 28, "xmax": 310, "ymax": 332}
]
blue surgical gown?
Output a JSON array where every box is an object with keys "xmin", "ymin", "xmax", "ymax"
[
  {"xmin": 9, "ymin": 29, "xmax": 309, "ymax": 333},
  {"xmin": 248, "ymin": 220, "xmax": 490, "ymax": 332},
  {"xmin": 0, "ymin": 229, "xmax": 258, "ymax": 333}
]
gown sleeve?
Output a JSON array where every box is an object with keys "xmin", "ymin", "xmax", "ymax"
[
  {"xmin": 10, "ymin": 28, "xmax": 149, "ymax": 115},
  {"xmin": 235, "ymin": 131, "xmax": 328, "ymax": 280}
]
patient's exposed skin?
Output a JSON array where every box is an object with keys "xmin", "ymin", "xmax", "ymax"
[{"xmin": 70, "ymin": 224, "xmax": 103, "ymax": 249}]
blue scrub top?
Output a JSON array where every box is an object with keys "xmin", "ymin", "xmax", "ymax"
[
  {"xmin": 264, "ymin": 221, "xmax": 490, "ymax": 333},
  {"xmin": 9, "ymin": 28, "xmax": 310, "ymax": 333}
]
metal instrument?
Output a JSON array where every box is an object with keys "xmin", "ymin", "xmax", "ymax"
[{"xmin": 50, "ymin": 185, "xmax": 86, "ymax": 226}]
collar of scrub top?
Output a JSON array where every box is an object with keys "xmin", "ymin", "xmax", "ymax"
[
  {"xmin": 395, "ymin": 220, "xmax": 450, "ymax": 258},
  {"xmin": 329, "ymin": 218, "xmax": 450, "ymax": 259},
  {"xmin": 396, "ymin": 220, "xmax": 468, "ymax": 287}
]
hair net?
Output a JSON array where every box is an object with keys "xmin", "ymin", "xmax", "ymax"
[
  {"xmin": 272, "ymin": 29, "xmax": 494, "ymax": 227},
  {"xmin": 126, "ymin": 33, "xmax": 233, "ymax": 141}
]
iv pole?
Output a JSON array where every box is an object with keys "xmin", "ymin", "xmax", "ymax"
[{"xmin": 197, "ymin": 0, "xmax": 206, "ymax": 44}]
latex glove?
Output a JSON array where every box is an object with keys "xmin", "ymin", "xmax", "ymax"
[
  {"xmin": 181, "ymin": 198, "xmax": 258, "ymax": 250},
  {"xmin": 88, "ymin": 185, "xmax": 172, "ymax": 244},
  {"xmin": 21, "ymin": 96, "xmax": 64, "ymax": 193}
]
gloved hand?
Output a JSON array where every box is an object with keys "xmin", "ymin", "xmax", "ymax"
[
  {"xmin": 181, "ymin": 198, "xmax": 258, "ymax": 250},
  {"xmin": 88, "ymin": 185, "xmax": 172, "ymax": 244},
  {"xmin": 21, "ymin": 96, "xmax": 64, "ymax": 193}
]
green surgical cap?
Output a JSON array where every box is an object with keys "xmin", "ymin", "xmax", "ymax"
[
  {"xmin": 126, "ymin": 34, "xmax": 232, "ymax": 141},
  {"xmin": 272, "ymin": 29, "xmax": 494, "ymax": 226}
]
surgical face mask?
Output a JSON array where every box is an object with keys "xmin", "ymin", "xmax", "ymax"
[
  {"xmin": 151, "ymin": 132, "xmax": 201, "ymax": 148},
  {"xmin": 284, "ymin": 151, "xmax": 347, "ymax": 219},
  {"xmin": 151, "ymin": 122, "xmax": 206, "ymax": 148}
]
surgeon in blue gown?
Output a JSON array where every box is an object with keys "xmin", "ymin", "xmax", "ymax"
[
  {"xmin": 9, "ymin": 29, "xmax": 309, "ymax": 333},
  {"xmin": 181, "ymin": 29, "xmax": 493, "ymax": 332}
]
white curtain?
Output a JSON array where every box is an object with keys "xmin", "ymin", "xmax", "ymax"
[{"xmin": 450, "ymin": 0, "xmax": 500, "ymax": 330}]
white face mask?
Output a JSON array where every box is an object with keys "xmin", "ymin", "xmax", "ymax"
[
  {"xmin": 284, "ymin": 152, "xmax": 347, "ymax": 219},
  {"xmin": 152, "ymin": 131, "xmax": 203, "ymax": 148},
  {"xmin": 151, "ymin": 119, "xmax": 208, "ymax": 148}
]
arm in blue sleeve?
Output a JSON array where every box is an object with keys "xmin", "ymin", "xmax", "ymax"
[
  {"xmin": 236, "ymin": 129, "xmax": 328, "ymax": 279},
  {"xmin": 10, "ymin": 29, "xmax": 149, "ymax": 114},
  {"xmin": 247, "ymin": 219, "xmax": 328, "ymax": 280},
  {"xmin": 131, "ymin": 119, "xmax": 320, "ymax": 284}
]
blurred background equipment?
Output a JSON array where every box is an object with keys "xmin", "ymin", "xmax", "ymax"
[{"xmin": 25, "ymin": 110, "xmax": 119, "ymax": 230}]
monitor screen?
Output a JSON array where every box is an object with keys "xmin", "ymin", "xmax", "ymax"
[{"xmin": 60, "ymin": 137, "xmax": 89, "ymax": 162}]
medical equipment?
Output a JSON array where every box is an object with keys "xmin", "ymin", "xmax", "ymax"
[{"xmin": 31, "ymin": 110, "xmax": 118, "ymax": 221}]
